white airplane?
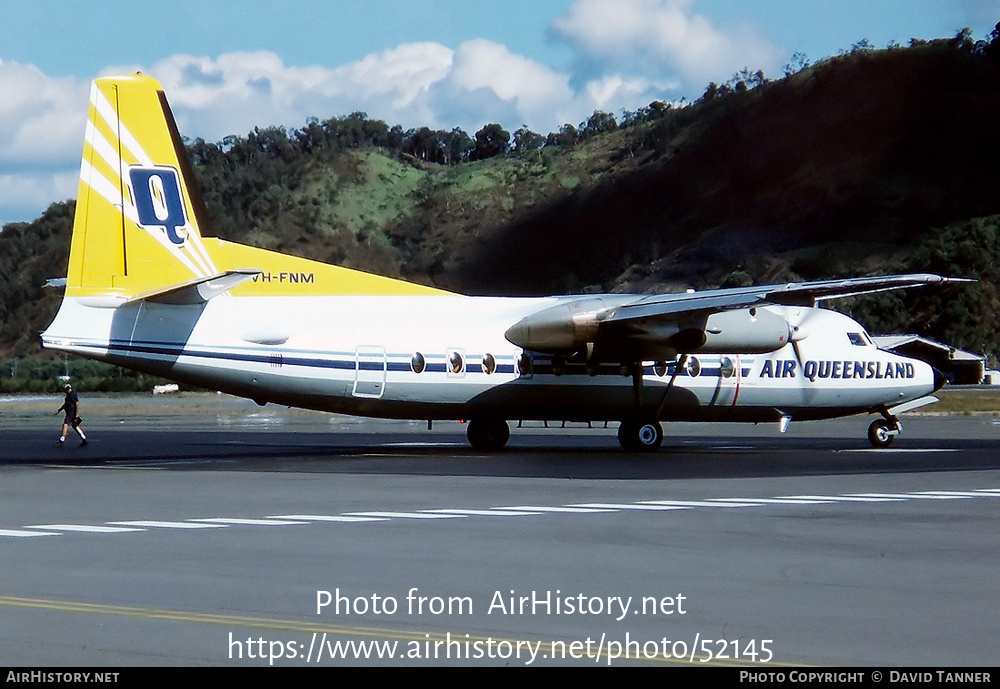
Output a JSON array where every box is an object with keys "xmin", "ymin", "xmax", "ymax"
[{"xmin": 42, "ymin": 74, "xmax": 963, "ymax": 451}]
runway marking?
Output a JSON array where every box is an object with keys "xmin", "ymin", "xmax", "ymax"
[
  {"xmin": 3, "ymin": 489, "xmax": 999, "ymax": 539},
  {"xmin": 641, "ymin": 500, "xmax": 763, "ymax": 508},
  {"xmin": 711, "ymin": 497, "xmax": 834, "ymax": 504},
  {"xmin": 23, "ymin": 524, "xmax": 146, "ymax": 533},
  {"xmin": 839, "ymin": 448, "xmax": 958, "ymax": 453},
  {"xmin": 108, "ymin": 520, "xmax": 229, "ymax": 529},
  {"xmin": 269, "ymin": 514, "xmax": 389, "ymax": 522},
  {"xmin": 497, "ymin": 505, "xmax": 616, "ymax": 513},
  {"xmin": 344, "ymin": 511, "xmax": 466, "ymax": 519},
  {"xmin": 423, "ymin": 508, "xmax": 542, "ymax": 516},
  {"xmin": 188, "ymin": 518, "xmax": 310, "ymax": 525},
  {"xmin": 847, "ymin": 493, "xmax": 977, "ymax": 500},
  {"xmin": 571, "ymin": 503, "xmax": 689, "ymax": 511},
  {"xmin": 0, "ymin": 529, "xmax": 61, "ymax": 537},
  {"xmin": 779, "ymin": 495, "xmax": 906, "ymax": 502}
]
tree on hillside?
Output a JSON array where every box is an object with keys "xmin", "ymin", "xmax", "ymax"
[
  {"xmin": 512, "ymin": 126, "xmax": 544, "ymax": 155},
  {"xmin": 579, "ymin": 110, "xmax": 617, "ymax": 138},
  {"xmin": 469, "ymin": 123, "xmax": 510, "ymax": 161}
]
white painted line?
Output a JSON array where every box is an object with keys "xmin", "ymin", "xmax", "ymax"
[
  {"xmin": 24, "ymin": 524, "xmax": 146, "ymax": 533},
  {"xmin": 570, "ymin": 503, "xmax": 689, "ymax": 511},
  {"xmin": 839, "ymin": 448, "xmax": 958, "ymax": 453},
  {"xmin": 188, "ymin": 518, "xmax": 310, "ymax": 525},
  {"xmin": 711, "ymin": 498, "xmax": 833, "ymax": 504},
  {"xmin": 0, "ymin": 529, "xmax": 61, "ymax": 538},
  {"xmin": 108, "ymin": 521, "xmax": 229, "ymax": 529},
  {"xmin": 268, "ymin": 514, "xmax": 389, "ymax": 523},
  {"xmin": 914, "ymin": 491, "xmax": 994, "ymax": 498},
  {"xmin": 781, "ymin": 495, "xmax": 906, "ymax": 502},
  {"xmin": 641, "ymin": 500, "xmax": 763, "ymax": 508},
  {"xmin": 423, "ymin": 509, "xmax": 540, "ymax": 516},
  {"xmin": 497, "ymin": 506, "xmax": 617, "ymax": 513},
  {"xmin": 344, "ymin": 512, "xmax": 466, "ymax": 519},
  {"xmin": 847, "ymin": 493, "xmax": 973, "ymax": 500},
  {"xmin": 977, "ymin": 489, "xmax": 1000, "ymax": 494}
]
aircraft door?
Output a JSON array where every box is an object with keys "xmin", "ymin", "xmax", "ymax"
[{"xmin": 353, "ymin": 345, "xmax": 387, "ymax": 398}]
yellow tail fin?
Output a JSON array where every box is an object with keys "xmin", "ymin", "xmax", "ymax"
[{"xmin": 68, "ymin": 74, "xmax": 448, "ymax": 299}]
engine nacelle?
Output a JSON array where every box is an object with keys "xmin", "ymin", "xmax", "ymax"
[
  {"xmin": 504, "ymin": 298, "xmax": 613, "ymax": 352},
  {"xmin": 693, "ymin": 308, "xmax": 791, "ymax": 353}
]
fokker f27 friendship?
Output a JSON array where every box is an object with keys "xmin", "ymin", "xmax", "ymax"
[{"xmin": 43, "ymin": 74, "xmax": 965, "ymax": 451}]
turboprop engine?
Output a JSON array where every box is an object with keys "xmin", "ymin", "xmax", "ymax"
[{"xmin": 505, "ymin": 301, "xmax": 793, "ymax": 356}]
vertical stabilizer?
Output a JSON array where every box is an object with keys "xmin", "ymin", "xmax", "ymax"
[
  {"xmin": 68, "ymin": 74, "xmax": 219, "ymax": 298},
  {"xmin": 64, "ymin": 73, "xmax": 450, "ymax": 301}
]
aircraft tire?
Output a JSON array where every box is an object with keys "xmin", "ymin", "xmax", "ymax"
[
  {"xmin": 618, "ymin": 418, "xmax": 663, "ymax": 452},
  {"xmin": 467, "ymin": 418, "xmax": 510, "ymax": 451},
  {"xmin": 868, "ymin": 419, "xmax": 895, "ymax": 448}
]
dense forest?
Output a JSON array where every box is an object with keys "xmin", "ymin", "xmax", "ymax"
[{"xmin": 2, "ymin": 27, "xmax": 999, "ymax": 390}]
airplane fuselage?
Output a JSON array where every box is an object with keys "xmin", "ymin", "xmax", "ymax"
[{"xmin": 43, "ymin": 295, "xmax": 938, "ymax": 425}]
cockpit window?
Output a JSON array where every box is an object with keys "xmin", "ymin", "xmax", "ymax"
[{"xmin": 847, "ymin": 332, "xmax": 869, "ymax": 347}]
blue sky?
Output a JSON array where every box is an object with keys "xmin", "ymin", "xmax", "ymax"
[{"xmin": 1, "ymin": 0, "xmax": 996, "ymax": 226}]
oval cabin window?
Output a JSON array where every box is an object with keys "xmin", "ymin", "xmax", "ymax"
[
  {"xmin": 482, "ymin": 353, "xmax": 497, "ymax": 375},
  {"xmin": 410, "ymin": 352, "xmax": 426, "ymax": 374}
]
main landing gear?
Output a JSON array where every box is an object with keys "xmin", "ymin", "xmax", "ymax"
[
  {"xmin": 617, "ymin": 417, "xmax": 664, "ymax": 452},
  {"xmin": 466, "ymin": 418, "xmax": 510, "ymax": 451}
]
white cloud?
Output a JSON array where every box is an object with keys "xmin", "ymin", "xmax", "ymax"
[
  {"xmin": 447, "ymin": 39, "xmax": 575, "ymax": 124},
  {"xmin": 0, "ymin": 60, "xmax": 88, "ymax": 165},
  {"xmin": 550, "ymin": 0, "xmax": 784, "ymax": 89},
  {"xmin": 140, "ymin": 45, "xmax": 456, "ymax": 142},
  {"xmin": 1, "ymin": 19, "xmax": 712, "ymax": 225}
]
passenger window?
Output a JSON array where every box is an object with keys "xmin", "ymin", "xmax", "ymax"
[
  {"xmin": 517, "ymin": 352, "xmax": 533, "ymax": 376},
  {"xmin": 447, "ymin": 349, "xmax": 465, "ymax": 375},
  {"xmin": 847, "ymin": 332, "xmax": 868, "ymax": 347},
  {"xmin": 686, "ymin": 357, "xmax": 701, "ymax": 377},
  {"xmin": 410, "ymin": 352, "xmax": 426, "ymax": 374},
  {"xmin": 720, "ymin": 356, "xmax": 735, "ymax": 378},
  {"xmin": 482, "ymin": 353, "xmax": 496, "ymax": 375}
]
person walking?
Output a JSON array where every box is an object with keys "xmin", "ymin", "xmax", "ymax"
[{"xmin": 54, "ymin": 384, "xmax": 88, "ymax": 447}]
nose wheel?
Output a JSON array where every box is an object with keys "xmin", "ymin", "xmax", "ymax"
[
  {"xmin": 618, "ymin": 418, "xmax": 664, "ymax": 452},
  {"xmin": 868, "ymin": 418, "xmax": 901, "ymax": 448}
]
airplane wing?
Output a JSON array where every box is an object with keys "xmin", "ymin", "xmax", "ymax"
[
  {"xmin": 506, "ymin": 273, "xmax": 972, "ymax": 360},
  {"xmin": 603, "ymin": 273, "xmax": 969, "ymax": 321}
]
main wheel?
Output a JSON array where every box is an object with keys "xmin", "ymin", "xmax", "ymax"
[
  {"xmin": 617, "ymin": 418, "xmax": 663, "ymax": 452},
  {"xmin": 868, "ymin": 419, "xmax": 895, "ymax": 448},
  {"xmin": 467, "ymin": 418, "xmax": 510, "ymax": 451}
]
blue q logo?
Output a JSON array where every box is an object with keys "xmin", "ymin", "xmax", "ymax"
[{"xmin": 130, "ymin": 167, "xmax": 189, "ymax": 245}]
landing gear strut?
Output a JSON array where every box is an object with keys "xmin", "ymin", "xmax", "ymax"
[{"xmin": 467, "ymin": 418, "xmax": 510, "ymax": 451}]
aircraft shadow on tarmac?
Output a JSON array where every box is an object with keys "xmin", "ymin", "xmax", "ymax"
[{"xmin": 3, "ymin": 429, "xmax": 999, "ymax": 480}]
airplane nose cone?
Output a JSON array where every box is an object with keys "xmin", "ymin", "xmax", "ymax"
[{"xmin": 932, "ymin": 366, "xmax": 947, "ymax": 392}]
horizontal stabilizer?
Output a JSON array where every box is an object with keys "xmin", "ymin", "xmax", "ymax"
[{"xmin": 127, "ymin": 270, "xmax": 262, "ymax": 305}]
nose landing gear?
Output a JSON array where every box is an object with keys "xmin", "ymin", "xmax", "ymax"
[{"xmin": 868, "ymin": 411, "xmax": 902, "ymax": 448}]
